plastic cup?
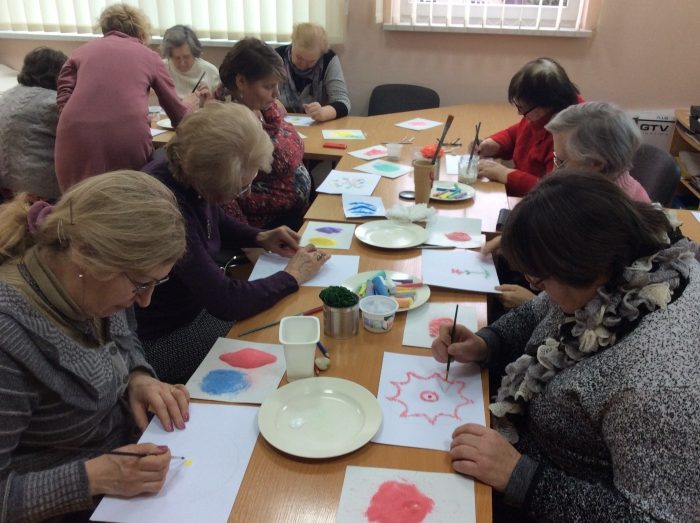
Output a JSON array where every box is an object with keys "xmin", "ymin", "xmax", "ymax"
[
  {"xmin": 279, "ymin": 316, "xmax": 320, "ymax": 381},
  {"xmin": 412, "ymin": 159, "xmax": 438, "ymax": 204},
  {"xmin": 386, "ymin": 143, "xmax": 403, "ymax": 161},
  {"xmin": 359, "ymin": 295, "xmax": 399, "ymax": 333}
]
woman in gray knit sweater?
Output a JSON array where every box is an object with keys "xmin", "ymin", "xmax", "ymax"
[
  {"xmin": 433, "ymin": 170, "xmax": 699, "ymax": 522},
  {"xmin": 0, "ymin": 171, "xmax": 190, "ymax": 521}
]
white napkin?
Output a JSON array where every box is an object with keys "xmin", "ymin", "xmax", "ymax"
[{"xmin": 385, "ymin": 203, "xmax": 436, "ymax": 222}]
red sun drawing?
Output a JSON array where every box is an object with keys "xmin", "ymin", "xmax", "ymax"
[{"xmin": 387, "ymin": 371, "xmax": 474, "ymax": 425}]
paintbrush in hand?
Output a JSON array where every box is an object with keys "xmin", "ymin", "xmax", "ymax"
[{"xmin": 445, "ymin": 304, "xmax": 459, "ymax": 380}]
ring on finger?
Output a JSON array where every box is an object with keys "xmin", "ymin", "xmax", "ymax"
[{"xmin": 316, "ymin": 253, "xmax": 324, "ymax": 261}]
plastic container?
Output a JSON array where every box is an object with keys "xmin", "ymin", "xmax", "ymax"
[
  {"xmin": 279, "ymin": 316, "xmax": 320, "ymax": 381},
  {"xmin": 359, "ymin": 295, "xmax": 399, "ymax": 333},
  {"xmin": 458, "ymin": 154, "xmax": 479, "ymax": 184}
]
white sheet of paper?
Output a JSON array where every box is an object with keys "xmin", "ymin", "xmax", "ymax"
[
  {"xmin": 297, "ymin": 132, "xmax": 307, "ymax": 139},
  {"xmin": 395, "ymin": 118, "xmax": 443, "ymax": 131},
  {"xmin": 373, "ymin": 353, "xmax": 485, "ymax": 451},
  {"xmin": 284, "ymin": 115, "xmax": 314, "ymax": 126},
  {"xmin": 349, "ymin": 145, "xmax": 388, "ymax": 160},
  {"xmin": 336, "ymin": 466, "xmax": 475, "ymax": 523},
  {"xmin": 426, "ymin": 216, "xmax": 485, "ymax": 249},
  {"xmin": 445, "ymin": 154, "xmax": 460, "ymax": 175},
  {"xmin": 403, "ymin": 303, "xmax": 478, "ymax": 349},
  {"xmin": 301, "ymin": 221, "xmax": 356, "ymax": 250},
  {"xmin": 186, "ymin": 338, "xmax": 285, "ymax": 404},
  {"xmin": 321, "ymin": 129, "xmax": 367, "ymax": 140},
  {"xmin": 249, "ymin": 252, "xmax": 360, "ymax": 287},
  {"xmin": 422, "ymin": 249, "xmax": 500, "ymax": 294},
  {"xmin": 342, "ymin": 194, "xmax": 387, "ymax": 218},
  {"xmin": 316, "ymin": 170, "xmax": 380, "ymax": 195},
  {"xmin": 91, "ymin": 403, "xmax": 258, "ymax": 523},
  {"xmin": 692, "ymin": 210, "xmax": 700, "ymax": 223},
  {"xmin": 354, "ymin": 159, "xmax": 413, "ymax": 179},
  {"xmin": 150, "ymin": 128, "xmax": 167, "ymax": 137}
]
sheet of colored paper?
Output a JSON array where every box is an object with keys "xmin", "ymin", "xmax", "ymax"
[
  {"xmin": 373, "ymin": 352, "xmax": 485, "ymax": 451},
  {"xmin": 91, "ymin": 403, "xmax": 258, "ymax": 523},
  {"xmin": 301, "ymin": 221, "xmax": 356, "ymax": 250},
  {"xmin": 425, "ymin": 216, "xmax": 484, "ymax": 249},
  {"xmin": 284, "ymin": 115, "xmax": 314, "ymax": 126},
  {"xmin": 394, "ymin": 118, "xmax": 443, "ymax": 131},
  {"xmin": 354, "ymin": 159, "xmax": 413, "ymax": 179},
  {"xmin": 321, "ymin": 129, "xmax": 367, "ymax": 140},
  {"xmin": 342, "ymin": 194, "xmax": 386, "ymax": 218},
  {"xmin": 349, "ymin": 145, "xmax": 388, "ymax": 160},
  {"xmin": 336, "ymin": 466, "xmax": 476, "ymax": 523},
  {"xmin": 316, "ymin": 170, "xmax": 380, "ymax": 195},
  {"xmin": 186, "ymin": 338, "xmax": 285, "ymax": 404},
  {"xmin": 421, "ymin": 249, "xmax": 500, "ymax": 293},
  {"xmin": 249, "ymin": 253, "xmax": 360, "ymax": 287},
  {"xmin": 402, "ymin": 302, "xmax": 478, "ymax": 349}
]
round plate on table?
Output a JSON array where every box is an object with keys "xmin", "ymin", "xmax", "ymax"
[
  {"xmin": 258, "ymin": 377, "xmax": 382, "ymax": 459},
  {"xmin": 156, "ymin": 118, "xmax": 173, "ymax": 130},
  {"xmin": 342, "ymin": 270, "xmax": 430, "ymax": 312},
  {"xmin": 430, "ymin": 181, "xmax": 476, "ymax": 202},
  {"xmin": 355, "ymin": 220, "xmax": 428, "ymax": 249}
]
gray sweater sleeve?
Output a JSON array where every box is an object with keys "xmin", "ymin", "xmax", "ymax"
[{"xmin": 323, "ymin": 55, "xmax": 350, "ymax": 115}]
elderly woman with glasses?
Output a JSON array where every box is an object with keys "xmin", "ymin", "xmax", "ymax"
[
  {"xmin": 0, "ymin": 170, "xmax": 191, "ymax": 521},
  {"xmin": 475, "ymin": 57, "xmax": 582, "ymax": 196},
  {"xmin": 137, "ymin": 102, "xmax": 328, "ymax": 384},
  {"xmin": 160, "ymin": 24, "xmax": 219, "ymax": 100},
  {"xmin": 432, "ymin": 170, "xmax": 699, "ymax": 522}
]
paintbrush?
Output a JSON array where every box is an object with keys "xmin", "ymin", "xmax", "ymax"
[
  {"xmin": 445, "ymin": 304, "xmax": 459, "ymax": 380},
  {"xmin": 431, "ymin": 114, "xmax": 455, "ymax": 165},
  {"xmin": 238, "ymin": 305, "xmax": 323, "ymax": 336},
  {"xmin": 465, "ymin": 122, "xmax": 482, "ymax": 174},
  {"xmin": 191, "ymin": 72, "xmax": 206, "ymax": 93},
  {"xmin": 52, "ymin": 446, "xmax": 185, "ymax": 459}
]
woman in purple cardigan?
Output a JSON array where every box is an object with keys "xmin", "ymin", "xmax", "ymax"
[{"xmin": 137, "ymin": 102, "xmax": 328, "ymax": 384}]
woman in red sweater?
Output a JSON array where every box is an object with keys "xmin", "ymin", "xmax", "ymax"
[{"xmin": 476, "ymin": 57, "xmax": 581, "ymax": 196}]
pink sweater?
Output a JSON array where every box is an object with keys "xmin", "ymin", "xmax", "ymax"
[{"xmin": 615, "ymin": 170, "xmax": 651, "ymax": 203}]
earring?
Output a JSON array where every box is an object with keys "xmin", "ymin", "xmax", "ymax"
[{"xmin": 78, "ymin": 273, "xmax": 84, "ymax": 279}]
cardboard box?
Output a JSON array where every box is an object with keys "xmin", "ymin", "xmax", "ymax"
[{"xmin": 628, "ymin": 110, "xmax": 676, "ymax": 150}]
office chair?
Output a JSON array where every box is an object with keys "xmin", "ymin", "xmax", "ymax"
[
  {"xmin": 629, "ymin": 144, "xmax": 681, "ymax": 206},
  {"xmin": 367, "ymin": 84, "xmax": 440, "ymax": 116}
]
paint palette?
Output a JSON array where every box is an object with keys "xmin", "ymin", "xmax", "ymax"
[
  {"xmin": 258, "ymin": 377, "xmax": 382, "ymax": 458},
  {"xmin": 343, "ymin": 270, "xmax": 430, "ymax": 312},
  {"xmin": 430, "ymin": 181, "xmax": 476, "ymax": 202}
]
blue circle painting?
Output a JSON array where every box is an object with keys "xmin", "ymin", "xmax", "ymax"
[{"xmin": 201, "ymin": 369, "xmax": 251, "ymax": 395}]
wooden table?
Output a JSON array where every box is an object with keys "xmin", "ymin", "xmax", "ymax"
[
  {"xmin": 222, "ymin": 228, "xmax": 492, "ymax": 522},
  {"xmin": 670, "ymin": 109, "xmax": 700, "ymax": 207},
  {"xmin": 678, "ymin": 208, "xmax": 700, "ymax": 242}
]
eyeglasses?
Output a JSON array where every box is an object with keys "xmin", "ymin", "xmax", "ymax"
[
  {"xmin": 124, "ymin": 273, "xmax": 170, "ymax": 295},
  {"xmin": 237, "ymin": 183, "xmax": 252, "ymax": 197},
  {"xmin": 514, "ymin": 102, "xmax": 537, "ymax": 118},
  {"xmin": 524, "ymin": 274, "xmax": 548, "ymax": 290},
  {"xmin": 553, "ymin": 152, "xmax": 567, "ymax": 169}
]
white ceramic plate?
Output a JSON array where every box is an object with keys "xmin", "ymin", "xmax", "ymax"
[
  {"xmin": 355, "ymin": 220, "xmax": 428, "ymax": 249},
  {"xmin": 343, "ymin": 270, "xmax": 430, "ymax": 312},
  {"xmin": 258, "ymin": 377, "xmax": 382, "ymax": 459},
  {"xmin": 156, "ymin": 118, "xmax": 173, "ymax": 130},
  {"xmin": 430, "ymin": 181, "xmax": 476, "ymax": 202}
]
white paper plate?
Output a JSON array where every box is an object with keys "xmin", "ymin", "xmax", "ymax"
[
  {"xmin": 430, "ymin": 181, "xmax": 476, "ymax": 202},
  {"xmin": 156, "ymin": 118, "xmax": 173, "ymax": 130},
  {"xmin": 343, "ymin": 270, "xmax": 430, "ymax": 312},
  {"xmin": 355, "ymin": 220, "xmax": 428, "ymax": 249},
  {"xmin": 258, "ymin": 377, "xmax": 382, "ymax": 459}
]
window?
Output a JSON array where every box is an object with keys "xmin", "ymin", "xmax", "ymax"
[
  {"xmin": 378, "ymin": 0, "xmax": 592, "ymax": 37},
  {"xmin": 0, "ymin": 0, "xmax": 347, "ymax": 45}
]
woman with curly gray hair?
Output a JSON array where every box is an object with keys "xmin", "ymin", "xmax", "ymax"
[{"xmin": 161, "ymin": 24, "xmax": 219, "ymax": 99}]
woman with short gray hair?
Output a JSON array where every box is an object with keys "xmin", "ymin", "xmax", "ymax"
[
  {"xmin": 546, "ymin": 101, "xmax": 650, "ymax": 202},
  {"xmin": 161, "ymin": 25, "xmax": 219, "ymax": 99}
]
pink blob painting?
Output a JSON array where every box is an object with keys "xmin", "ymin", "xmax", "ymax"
[
  {"xmin": 365, "ymin": 480, "xmax": 435, "ymax": 523},
  {"xmin": 219, "ymin": 348, "xmax": 277, "ymax": 369},
  {"xmin": 428, "ymin": 317, "xmax": 454, "ymax": 338},
  {"xmin": 445, "ymin": 231, "xmax": 471, "ymax": 242}
]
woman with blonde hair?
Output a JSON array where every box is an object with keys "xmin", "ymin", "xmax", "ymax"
[
  {"xmin": 276, "ymin": 22, "xmax": 350, "ymax": 122},
  {"xmin": 138, "ymin": 102, "xmax": 329, "ymax": 384},
  {"xmin": 0, "ymin": 170, "xmax": 190, "ymax": 521},
  {"xmin": 55, "ymin": 3, "xmax": 200, "ymax": 191}
]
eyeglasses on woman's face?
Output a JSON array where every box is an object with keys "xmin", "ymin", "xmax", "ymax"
[
  {"xmin": 553, "ymin": 151, "xmax": 568, "ymax": 169},
  {"xmin": 123, "ymin": 273, "xmax": 170, "ymax": 295},
  {"xmin": 524, "ymin": 273, "xmax": 548, "ymax": 291},
  {"xmin": 514, "ymin": 101, "xmax": 537, "ymax": 118}
]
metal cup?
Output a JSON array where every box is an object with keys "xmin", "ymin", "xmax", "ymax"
[{"xmin": 323, "ymin": 303, "xmax": 360, "ymax": 339}]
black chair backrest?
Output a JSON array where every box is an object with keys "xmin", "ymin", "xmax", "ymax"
[
  {"xmin": 368, "ymin": 84, "xmax": 440, "ymax": 116},
  {"xmin": 629, "ymin": 143, "xmax": 680, "ymax": 206}
]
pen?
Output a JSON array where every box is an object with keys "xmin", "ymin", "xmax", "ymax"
[
  {"xmin": 445, "ymin": 304, "xmax": 459, "ymax": 380},
  {"xmin": 316, "ymin": 340, "xmax": 330, "ymax": 358},
  {"xmin": 191, "ymin": 72, "xmax": 206, "ymax": 93}
]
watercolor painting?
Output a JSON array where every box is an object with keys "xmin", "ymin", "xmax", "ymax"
[
  {"xmin": 322, "ymin": 129, "xmax": 367, "ymax": 140},
  {"xmin": 342, "ymin": 194, "xmax": 387, "ymax": 219},
  {"xmin": 316, "ymin": 170, "xmax": 380, "ymax": 195},
  {"xmin": 284, "ymin": 115, "xmax": 314, "ymax": 126},
  {"xmin": 186, "ymin": 338, "xmax": 285, "ymax": 404},
  {"xmin": 355, "ymin": 159, "xmax": 413, "ymax": 179},
  {"xmin": 421, "ymin": 249, "xmax": 500, "ymax": 294},
  {"xmin": 394, "ymin": 118, "xmax": 443, "ymax": 131},
  {"xmin": 300, "ymin": 221, "xmax": 355, "ymax": 250},
  {"xmin": 336, "ymin": 466, "xmax": 476, "ymax": 523},
  {"xmin": 402, "ymin": 302, "xmax": 478, "ymax": 349},
  {"xmin": 425, "ymin": 214, "xmax": 485, "ymax": 249},
  {"xmin": 373, "ymin": 353, "xmax": 485, "ymax": 451},
  {"xmin": 349, "ymin": 145, "xmax": 388, "ymax": 160}
]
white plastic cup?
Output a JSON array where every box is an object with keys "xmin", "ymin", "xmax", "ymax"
[
  {"xmin": 386, "ymin": 143, "xmax": 403, "ymax": 161},
  {"xmin": 359, "ymin": 295, "xmax": 399, "ymax": 333},
  {"xmin": 279, "ymin": 316, "xmax": 320, "ymax": 381}
]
